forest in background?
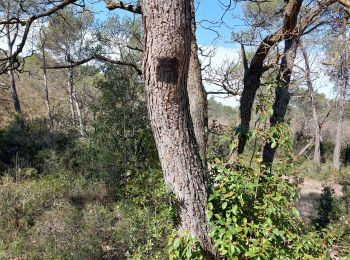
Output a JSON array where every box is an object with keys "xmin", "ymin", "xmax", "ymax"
[{"xmin": 0, "ymin": 0, "xmax": 350, "ymax": 259}]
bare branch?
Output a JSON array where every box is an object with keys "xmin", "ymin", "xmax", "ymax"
[
  {"xmin": 105, "ymin": 0, "xmax": 142, "ymax": 14},
  {"xmin": 45, "ymin": 54, "xmax": 142, "ymax": 75},
  {"xmin": 0, "ymin": 0, "xmax": 78, "ymax": 65}
]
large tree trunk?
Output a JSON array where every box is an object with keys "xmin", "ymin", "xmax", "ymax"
[
  {"xmin": 140, "ymin": 0, "xmax": 215, "ymax": 257},
  {"xmin": 300, "ymin": 43, "xmax": 321, "ymax": 163},
  {"xmin": 188, "ymin": 1, "xmax": 207, "ymax": 166},
  {"xmin": 263, "ymin": 37, "xmax": 299, "ymax": 165}
]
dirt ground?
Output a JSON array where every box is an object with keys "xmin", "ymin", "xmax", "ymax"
[{"xmin": 298, "ymin": 178, "xmax": 343, "ymax": 219}]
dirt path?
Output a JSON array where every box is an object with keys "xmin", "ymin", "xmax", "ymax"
[{"xmin": 298, "ymin": 178, "xmax": 343, "ymax": 219}]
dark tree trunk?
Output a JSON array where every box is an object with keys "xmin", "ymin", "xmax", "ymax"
[
  {"xmin": 7, "ymin": 67, "xmax": 21, "ymax": 113},
  {"xmin": 263, "ymin": 37, "xmax": 299, "ymax": 165},
  {"xmin": 188, "ymin": 1, "xmax": 208, "ymax": 166},
  {"xmin": 233, "ymin": 0, "xmax": 327, "ymax": 159},
  {"xmin": 140, "ymin": 0, "xmax": 216, "ymax": 257}
]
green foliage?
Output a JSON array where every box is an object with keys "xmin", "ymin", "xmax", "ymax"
[
  {"xmin": 0, "ymin": 116, "xmax": 77, "ymax": 174},
  {"xmin": 313, "ymin": 187, "xmax": 342, "ymax": 228},
  {"xmin": 205, "ymin": 82, "xmax": 335, "ymax": 258},
  {"xmin": 168, "ymin": 231, "xmax": 203, "ymax": 260},
  {"xmin": 294, "ymin": 160, "xmax": 335, "ymax": 181},
  {"xmin": 84, "ymin": 65, "xmax": 158, "ymax": 186},
  {"xmin": 207, "ymin": 98, "xmax": 238, "ymax": 162},
  {"xmin": 0, "ymin": 168, "xmax": 174, "ymax": 259},
  {"xmin": 207, "ymin": 162, "xmax": 333, "ymax": 259}
]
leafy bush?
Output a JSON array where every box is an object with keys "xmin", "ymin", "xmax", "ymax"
[
  {"xmin": 207, "ymin": 162, "xmax": 333, "ymax": 259},
  {"xmin": 168, "ymin": 231, "xmax": 203, "ymax": 260}
]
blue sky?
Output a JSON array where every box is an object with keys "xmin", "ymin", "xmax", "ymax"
[
  {"xmin": 88, "ymin": 0, "xmax": 245, "ymax": 107},
  {"xmin": 90, "ymin": 0, "xmax": 244, "ymax": 48},
  {"xmin": 195, "ymin": 0, "xmax": 246, "ymax": 48},
  {"xmin": 88, "ymin": 1, "xmax": 335, "ymax": 107}
]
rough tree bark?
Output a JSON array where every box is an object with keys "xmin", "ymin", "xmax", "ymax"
[
  {"xmin": 188, "ymin": 0, "xmax": 208, "ymax": 166},
  {"xmin": 105, "ymin": 0, "xmax": 208, "ymax": 165},
  {"xmin": 262, "ymin": 37, "xmax": 299, "ymax": 164},
  {"xmin": 140, "ymin": 0, "xmax": 215, "ymax": 257}
]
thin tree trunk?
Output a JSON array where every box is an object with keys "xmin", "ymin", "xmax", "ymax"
[
  {"xmin": 7, "ymin": 68, "xmax": 21, "ymax": 113},
  {"xmin": 140, "ymin": 0, "xmax": 216, "ymax": 257},
  {"xmin": 263, "ymin": 37, "xmax": 299, "ymax": 165},
  {"xmin": 188, "ymin": 1, "xmax": 208, "ymax": 166},
  {"xmin": 5, "ymin": 9, "xmax": 21, "ymax": 114},
  {"xmin": 67, "ymin": 68, "xmax": 76, "ymax": 126},
  {"xmin": 300, "ymin": 43, "xmax": 321, "ymax": 163},
  {"xmin": 73, "ymin": 88, "xmax": 84, "ymax": 136},
  {"xmin": 333, "ymin": 13, "xmax": 348, "ymax": 170},
  {"xmin": 41, "ymin": 46, "xmax": 53, "ymax": 128},
  {"xmin": 333, "ymin": 57, "xmax": 348, "ymax": 170}
]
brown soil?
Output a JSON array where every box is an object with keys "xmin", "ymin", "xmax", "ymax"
[{"xmin": 298, "ymin": 178, "xmax": 343, "ymax": 220}]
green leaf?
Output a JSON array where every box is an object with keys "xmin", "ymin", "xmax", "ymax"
[{"xmin": 173, "ymin": 238, "xmax": 181, "ymax": 249}]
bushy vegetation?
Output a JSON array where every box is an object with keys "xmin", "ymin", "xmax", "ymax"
[{"xmin": 0, "ymin": 65, "xmax": 174, "ymax": 259}]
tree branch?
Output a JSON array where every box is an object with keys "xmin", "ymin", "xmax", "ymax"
[
  {"xmin": 45, "ymin": 54, "xmax": 142, "ymax": 75},
  {"xmin": 337, "ymin": 0, "xmax": 350, "ymax": 8},
  {"xmin": 240, "ymin": 43, "xmax": 248, "ymax": 72},
  {"xmin": 0, "ymin": 0, "xmax": 78, "ymax": 65},
  {"xmin": 105, "ymin": 0, "xmax": 142, "ymax": 14}
]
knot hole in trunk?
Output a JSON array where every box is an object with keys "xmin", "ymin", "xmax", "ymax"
[{"xmin": 156, "ymin": 57, "xmax": 179, "ymax": 84}]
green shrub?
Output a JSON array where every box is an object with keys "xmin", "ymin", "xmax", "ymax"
[
  {"xmin": 0, "ymin": 168, "xmax": 174, "ymax": 259},
  {"xmin": 207, "ymin": 162, "xmax": 333, "ymax": 259}
]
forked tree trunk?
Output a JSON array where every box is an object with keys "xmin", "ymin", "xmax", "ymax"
[
  {"xmin": 188, "ymin": 1, "xmax": 208, "ymax": 166},
  {"xmin": 263, "ymin": 37, "xmax": 299, "ymax": 164},
  {"xmin": 140, "ymin": 0, "xmax": 215, "ymax": 257}
]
